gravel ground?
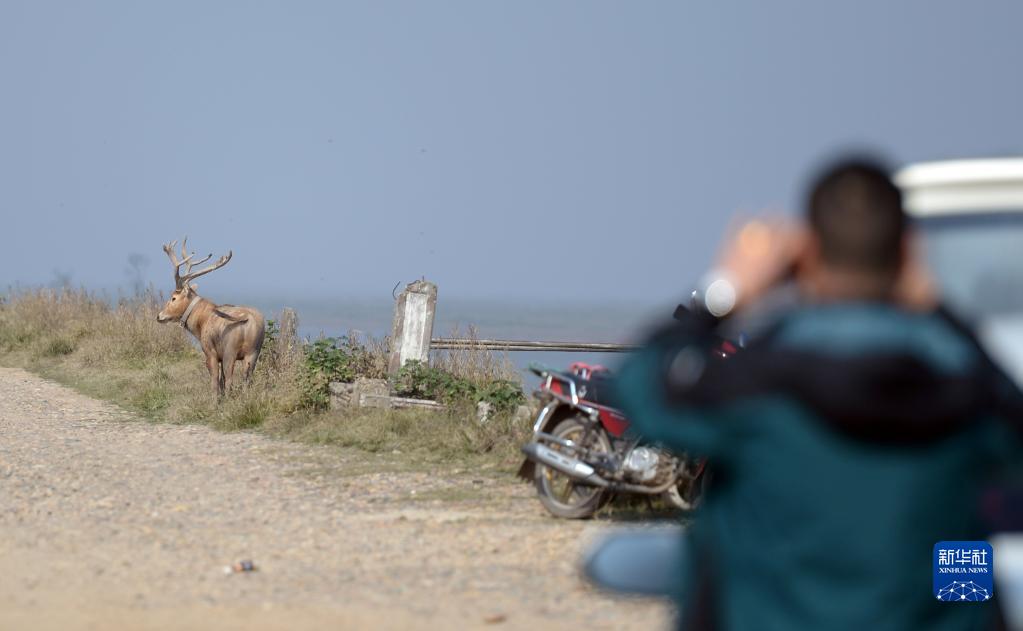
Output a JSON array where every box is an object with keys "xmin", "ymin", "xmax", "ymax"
[{"xmin": 0, "ymin": 366, "xmax": 671, "ymax": 630}]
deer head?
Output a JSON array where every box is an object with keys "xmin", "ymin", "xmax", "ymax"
[{"xmin": 156, "ymin": 237, "xmax": 233, "ymax": 323}]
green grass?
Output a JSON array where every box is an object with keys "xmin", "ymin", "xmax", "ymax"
[
  {"xmin": 42, "ymin": 336, "xmax": 77, "ymax": 357},
  {"xmin": 0, "ymin": 288, "xmax": 533, "ymax": 470}
]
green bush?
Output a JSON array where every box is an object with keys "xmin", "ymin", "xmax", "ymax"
[
  {"xmin": 264, "ymin": 318, "xmax": 281, "ymax": 351},
  {"xmin": 393, "ymin": 361, "xmax": 525, "ymax": 411},
  {"xmin": 478, "ymin": 378, "xmax": 528, "ymax": 411},
  {"xmin": 300, "ymin": 335, "xmax": 387, "ymax": 409}
]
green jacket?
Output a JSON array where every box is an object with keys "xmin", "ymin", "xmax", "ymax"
[{"xmin": 615, "ymin": 303, "xmax": 1021, "ymax": 631}]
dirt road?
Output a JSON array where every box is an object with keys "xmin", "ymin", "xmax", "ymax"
[{"xmin": 0, "ymin": 367, "xmax": 671, "ymax": 630}]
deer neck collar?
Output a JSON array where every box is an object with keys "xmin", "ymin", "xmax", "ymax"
[{"xmin": 180, "ymin": 295, "xmax": 202, "ymax": 333}]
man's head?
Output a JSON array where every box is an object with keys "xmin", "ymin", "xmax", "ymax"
[{"xmin": 800, "ymin": 158, "xmax": 908, "ymax": 300}]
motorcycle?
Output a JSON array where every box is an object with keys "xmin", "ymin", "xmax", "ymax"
[{"xmin": 517, "ymin": 361, "xmax": 709, "ymax": 519}]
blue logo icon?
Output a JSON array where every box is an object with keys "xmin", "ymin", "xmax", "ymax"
[{"xmin": 933, "ymin": 541, "xmax": 994, "ymax": 602}]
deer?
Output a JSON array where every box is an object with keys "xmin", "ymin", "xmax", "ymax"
[{"xmin": 156, "ymin": 238, "xmax": 265, "ymax": 398}]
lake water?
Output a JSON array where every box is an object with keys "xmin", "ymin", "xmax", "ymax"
[{"xmin": 243, "ymin": 295, "xmax": 674, "ymax": 387}]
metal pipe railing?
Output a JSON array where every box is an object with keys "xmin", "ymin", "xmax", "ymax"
[{"xmin": 430, "ymin": 338, "xmax": 638, "ymax": 352}]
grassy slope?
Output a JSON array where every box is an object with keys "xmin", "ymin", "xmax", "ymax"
[{"xmin": 0, "ymin": 289, "xmax": 533, "ymax": 473}]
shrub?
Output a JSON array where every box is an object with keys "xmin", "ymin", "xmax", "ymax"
[
  {"xmin": 478, "ymin": 378, "xmax": 528, "ymax": 411},
  {"xmin": 299, "ymin": 334, "xmax": 388, "ymax": 409},
  {"xmin": 393, "ymin": 360, "xmax": 525, "ymax": 411},
  {"xmin": 392, "ymin": 360, "xmax": 475, "ymax": 402},
  {"xmin": 43, "ymin": 336, "xmax": 76, "ymax": 357}
]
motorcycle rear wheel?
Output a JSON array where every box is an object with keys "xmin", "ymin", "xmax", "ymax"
[{"xmin": 533, "ymin": 416, "xmax": 611, "ymax": 519}]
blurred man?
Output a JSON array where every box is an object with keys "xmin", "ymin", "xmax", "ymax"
[{"xmin": 614, "ymin": 158, "xmax": 1022, "ymax": 630}]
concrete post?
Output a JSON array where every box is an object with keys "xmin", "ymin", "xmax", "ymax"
[
  {"xmin": 388, "ymin": 280, "xmax": 437, "ymax": 375},
  {"xmin": 279, "ymin": 307, "xmax": 299, "ymax": 360}
]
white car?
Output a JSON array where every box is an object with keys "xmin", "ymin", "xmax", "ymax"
[
  {"xmin": 896, "ymin": 157, "xmax": 1023, "ymax": 624},
  {"xmin": 896, "ymin": 158, "xmax": 1023, "ymax": 386}
]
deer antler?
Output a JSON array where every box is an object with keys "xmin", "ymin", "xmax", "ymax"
[
  {"xmin": 163, "ymin": 236, "xmax": 232, "ymax": 289},
  {"xmin": 177, "ymin": 238, "xmax": 213, "ymax": 280},
  {"xmin": 180, "ymin": 251, "xmax": 232, "ymax": 286},
  {"xmin": 163, "ymin": 238, "xmax": 193, "ymax": 289}
]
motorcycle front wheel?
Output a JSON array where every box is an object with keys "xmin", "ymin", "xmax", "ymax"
[{"xmin": 533, "ymin": 416, "xmax": 612, "ymax": 519}]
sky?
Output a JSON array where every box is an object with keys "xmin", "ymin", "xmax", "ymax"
[{"xmin": 2, "ymin": 1, "xmax": 1023, "ymax": 306}]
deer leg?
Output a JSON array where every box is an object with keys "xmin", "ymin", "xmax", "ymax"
[
  {"xmin": 222, "ymin": 342, "xmax": 239, "ymax": 392},
  {"xmin": 206, "ymin": 355, "xmax": 222, "ymax": 399},
  {"xmin": 224, "ymin": 359, "xmax": 239, "ymax": 392},
  {"xmin": 241, "ymin": 353, "xmax": 258, "ymax": 383}
]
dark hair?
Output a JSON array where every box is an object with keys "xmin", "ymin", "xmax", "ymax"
[{"xmin": 806, "ymin": 157, "xmax": 906, "ymax": 276}]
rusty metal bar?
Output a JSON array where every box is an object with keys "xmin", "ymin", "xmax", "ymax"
[{"xmin": 430, "ymin": 338, "xmax": 638, "ymax": 352}]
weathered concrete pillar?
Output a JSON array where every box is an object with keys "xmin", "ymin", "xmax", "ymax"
[
  {"xmin": 279, "ymin": 307, "xmax": 299, "ymax": 360},
  {"xmin": 388, "ymin": 280, "xmax": 437, "ymax": 375}
]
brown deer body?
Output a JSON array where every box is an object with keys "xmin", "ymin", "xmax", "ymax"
[{"xmin": 156, "ymin": 238, "xmax": 265, "ymax": 397}]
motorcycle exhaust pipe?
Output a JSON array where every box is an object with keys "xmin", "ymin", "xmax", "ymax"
[{"xmin": 521, "ymin": 443, "xmax": 609, "ymax": 488}]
